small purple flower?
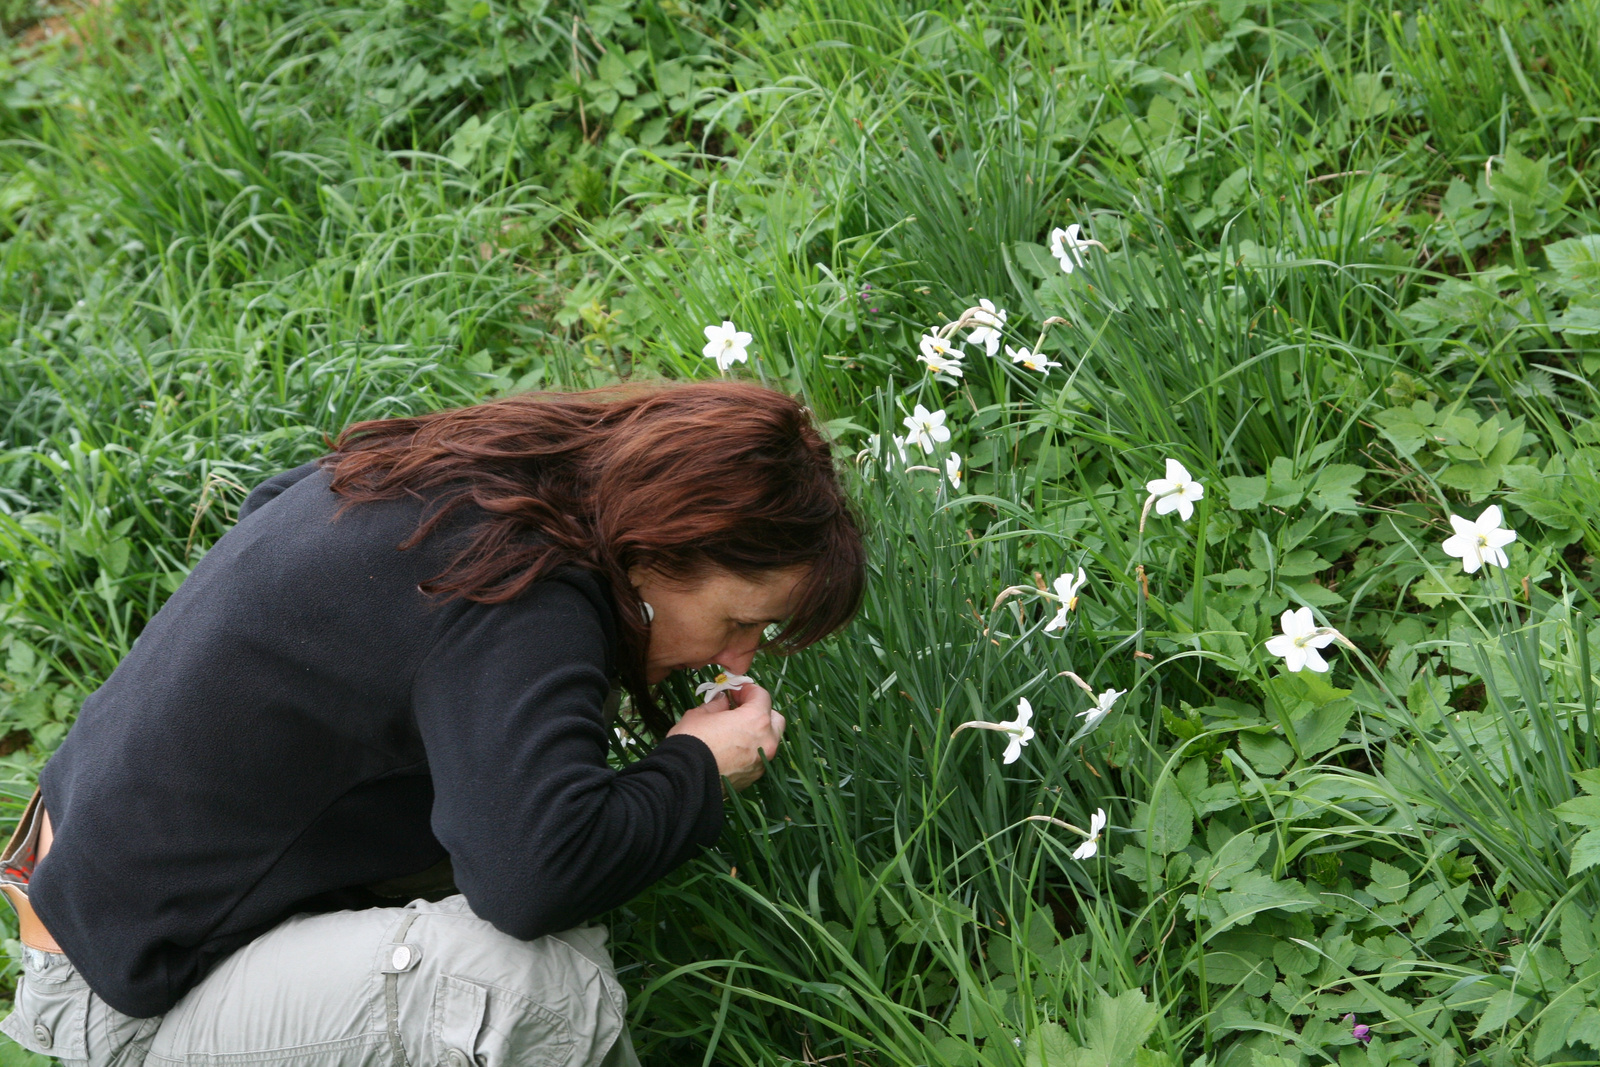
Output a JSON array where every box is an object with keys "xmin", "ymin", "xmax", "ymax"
[{"xmin": 1342, "ymin": 1014, "xmax": 1373, "ymax": 1045}]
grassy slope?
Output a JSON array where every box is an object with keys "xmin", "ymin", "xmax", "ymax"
[{"xmin": 3, "ymin": 0, "xmax": 1600, "ymax": 1064}]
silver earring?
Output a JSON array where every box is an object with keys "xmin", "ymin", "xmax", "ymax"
[{"xmin": 641, "ymin": 601, "xmax": 654, "ymax": 623}]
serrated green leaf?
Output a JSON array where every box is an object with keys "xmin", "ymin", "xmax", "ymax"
[
  {"xmin": 1569, "ymin": 1006, "xmax": 1600, "ymax": 1050},
  {"xmin": 1569, "ymin": 830, "xmax": 1600, "ymax": 876},
  {"xmin": 1239, "ymin": 733, "xmax": 1293, "ymax": 774},
  {"xmin": 1436, "ymin": 462, "xmax": 1501, "ymax": 495},
  {"xmin": 1470, "ymin": 989, "xmax": 1530, "ymax": 1039},
  {"xmin": 1554, "ymin": 794, "xmax": 1600, "ymax": 828},
  {"xmin": 1136, "ymin": 780, "xmax": 1193, "ymax": 855},
  {"xmin": 1225, "ymin": 475, "xmax": 1266, "ymax": 510},
  {"xmin": 1562, "ymin": 904, "xmax": 1595, "ymax": 964},
  {"xmin": 1309, "ymin": 464, "xmax": 1365, "ymax": 512},
  {"xmin": 1024, "ymin": 1022, "xmax": 1074, "ymax": 1067},
  {"xmin": 1534, "ymin": 997, "xmax": 1583, "ymax": 1059},
  {"xmin": 1367, "ymin": 859, "xmax": 1410, "ymax": 903},
  {"xmin": 1289, "ymin": 700, "xmax": 1352, "ymax": 758}
]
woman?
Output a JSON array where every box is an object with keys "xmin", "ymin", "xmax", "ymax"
[{"xmin": 0, "ymin": 381, "xmax": 865, "ymax": 1067}]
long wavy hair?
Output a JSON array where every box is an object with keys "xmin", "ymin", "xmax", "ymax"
[{"xmin": 321, "ymin": 381, "xmax": 865, "ymax": 738}]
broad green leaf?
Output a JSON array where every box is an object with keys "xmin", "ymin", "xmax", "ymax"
[
  {"xmin": 1308, "ymin": 464, "xmax": 1364, "ymax": 512},
  {"xmin": 1289, "ymin": 700, "xmax": 1352, "ymax": 758},
  {"xmin": 1190, "ymin": 946, "xmax": 1267, "ymax": 984},
  {"xmin": 1562, "ymin": 903, "xmax": 1596, "ymax": 964},
  {"xmin": 1436, "ymin": 462, "xmax": 1501, "ymax": 495},
  {"xmin": 1078, "ymin": 989, "xmax": 1160, "ymax": 1066},
  {"xmin": 1136, "ymin": 781, "xmax": 1193, "ymax": 855},
  {"xmin": 1568, "ymin": 830, "xmax": 1600, "ymax": 876},
  {"xmin": 1534, "ymin": 996, "xmax": 1583, "ymax": 1059},
  {"xmin": 1216, "ymin": 870, "xmax": 1319, "ymax": 923},
  {"xmin": 1543, "ymin": 233, "xmax": 1600, "ymax": 291},
  {"xmin": 1569, "ymin": 1007, "xmax": 1600, "ymax": 1050},
  {"xmin": 1239, "ymin": 733, "xmax": 1293, "ymax": 774},
  {"xmin": 1373, "ymin": 407, "xmax": 1428, "ymax": 456},
  {"xmin": 1201, "ymin": 832, "xmax": 1269, "ymax": 892},
  {"xmin": 1024, "ymin": 1022, "xmax": 1074, "ymax": 1067},
  {"xmin": 1012, "ymin": 242, "xmax": 1060, "ymax": 281},
  {"xmin": 1367, "ymin": 859, "xmax": 1410, "ymax": 904},
  {"xmin": 1225, "ymin": 475, "xmax": 1266, "ymax": 510},
  {"xmin": 1554, "ymin": 305, "xmax": 1600, "ymax": 336},
  {"xmin": 1470, "ymin": 989, "xmax": 1531, "ymax": 1039},
  {"xmin": 1272, "ymin": 938, "xmax": 1318, "ymax": 977},
  {"xmin": 1553, "ymin": 794, "xmax": 1600, "ymax": 829}
]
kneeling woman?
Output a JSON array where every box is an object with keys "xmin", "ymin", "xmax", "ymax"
[{"xmin": 0, "ymin": 381, "xmax": 864, "ymax": 1067}]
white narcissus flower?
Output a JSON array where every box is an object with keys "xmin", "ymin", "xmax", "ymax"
[
  {"xmin": 917, "ymin": 332, "xmax": 965, "ymax": 378},
  {"xmin": 952, "ymin": 697, "xmax": 1035, "ymax": 764},
  {"xmin": 1072, "ymin": 808, "xmax": 1108, "ymax": 860},
  {"xmin": 1074, "ymin": 687, "xmax": 1126, "ymax": 738},
  {"xmin": 902, "ymin": 404, "xmax": 951, "ymax": 455},
  {"xmin": 1006, "ymin": 345, "xmax": 1062, "ymax": 374},
  {"xmin": 695, "ymin": 670, "xmax": 756, "ymax": 703},
  {"xmin": 946, "ymin": 452, "xmax": 963, "ymax": 490},
  {"xmin": 1044, "ymin": 568, "xmax": 1088, "ymax": 633},
  {"xmin": 966, "ymin": 299, "xmax": 1007, "ymax": 357},
  {"xmin": 1050, "ymin": 224, "xmax": 1100, "ymax": 274},
  {"xmin": 1440, "ymin": 505, "xmax": 1517, "ymax": 574},
  {"xmin": 997, "ymin": 698, "xmax": 1035, "ymax": 764},
  {"xmin": 701, "ymin": 321, "xmax": 752, "ymax": 370},
  {"xmin": 1264, "ymin": 607, "xmax": 1338, "ymax": 674},
  {"xmin": 1145, "ymin": 458, "xmax": 1205, "ymax": 522},
  {"xmin": 865, "ymin": 434, "xmax": 910, "ymax": 467}
]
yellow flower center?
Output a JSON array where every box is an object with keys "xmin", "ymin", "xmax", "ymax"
[{"xmin": 714, "ymin": 672, "xmax": 729, "ymax": 684}]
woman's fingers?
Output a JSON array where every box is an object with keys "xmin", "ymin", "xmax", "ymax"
[{"xmin": 665, "ymin": 684, "xmax": 783, "ymax": 791}]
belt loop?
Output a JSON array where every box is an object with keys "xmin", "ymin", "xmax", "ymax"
[{"xmin": 384, "ymin": 911, "xmax": 420, "ymax": 1067}]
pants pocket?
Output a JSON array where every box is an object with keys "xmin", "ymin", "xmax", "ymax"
[
  {"xmin": 431, "ymin": 975, "xmax": 575, "ymax": 1067},
  {"xmin": 1, "ymin": 949, "xmax": 92, "ymax": 1060}
]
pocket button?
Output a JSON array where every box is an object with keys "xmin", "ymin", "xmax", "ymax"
[
  {"xmin": 445, "ymin": 1049, "xmax": 471, "ymax": 1067},
  {"xmin": 32, "ymin": 1021, "xmax": 52, "ymax": 1049}
]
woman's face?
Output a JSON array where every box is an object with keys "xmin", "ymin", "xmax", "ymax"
[{"xmin": 628, "ymin": 565, "xmax": 808, "ymax": 683}]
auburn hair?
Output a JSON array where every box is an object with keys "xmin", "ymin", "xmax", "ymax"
[{"xmin": 321, "ymin": 381, "xmax": 865, "ymax": 738}]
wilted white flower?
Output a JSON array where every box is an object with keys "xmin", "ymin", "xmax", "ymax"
[
  {"xmin": 1049, "ymin": 224, "xmax": 1102, "ymax": 274},
  {"xmin": 1145, "ymin": 458, "xmax": 1205, "ymax": 522},
  {"xmin": 917, "ymin": 332, "xmax": 965, "ymax": 378},
  {"xmin": 966, "ymin": 299, "xmax": 1007, "ymax": 357},
  {"xmin": 614, "ymin": 726, "xmax": 638, "ymax": 747},
  {"xmin": 946, "ymin": 452, "xmax": 963, "ymax": 490},
  {"xmin": 1044, "ymin": 568, "xmax": 1088, "ymax": 633},
  {"xmin": 701, "ymin": 321, "xmax": 751, "ymax": 370},
  {"xmin": 1440, "ymin": 505, "xmax": 1517, "ymax": 574},
  {"xmin": 1006, "ymin": 345, "xmax": 1062, "ymax": 374},
  {"xmin": 952, "ymin": 697, "xmax": 1035, "ymax": 765},
  {"xmin": 902, "ymin": 404, "xmax": 951, "ymax": 454},
  {"xmin": 1072, "ymin": 808, "xmax": 1108, "ymax": 860},
  {"xmin": 695, "ymin": 670, "xmax": 756, "ymax": 703},
  {"xmin": 1264, "ymin": 607, "xmax": 1338, "ymax": 674}
]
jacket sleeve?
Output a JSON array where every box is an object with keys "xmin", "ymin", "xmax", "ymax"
[{"xmin": 410, "ymin": 576, "xmax": 724, "ymax": 939}]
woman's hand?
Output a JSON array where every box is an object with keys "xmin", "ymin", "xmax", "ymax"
[{"xmin": 667, "ymin": 684, "xmax": 785, "ymax": 791}]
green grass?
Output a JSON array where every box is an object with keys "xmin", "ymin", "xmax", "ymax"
[{"xmin": 4, "ymin": 0, "xmax": 1600, "ymax": 1063}]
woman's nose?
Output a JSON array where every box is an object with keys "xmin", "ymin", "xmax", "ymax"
[{"xmin": 716, "ymin": 645, "xmax": 758, "ymax": 675}]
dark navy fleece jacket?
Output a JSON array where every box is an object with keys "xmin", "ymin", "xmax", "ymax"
[{"xmin": 31, "ymin": 462, "xmax": 722, "ymax": 1017}]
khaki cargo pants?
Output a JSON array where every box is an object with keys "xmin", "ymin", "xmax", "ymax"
[{"xmin": 0, "ymin": 895, "xmax": 642, "ymax": 1067}]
